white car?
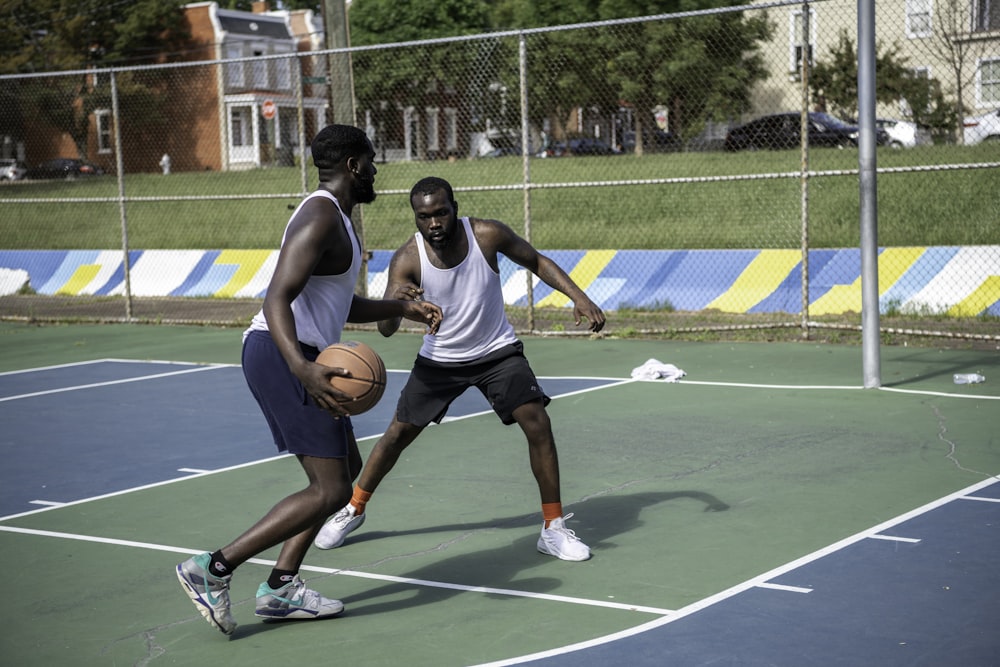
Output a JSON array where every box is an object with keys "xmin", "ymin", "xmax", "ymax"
[
  {"xmin": 0, "ymin": 158, "xmax": 27, "ymax": 181},
  {"xmin": 963, "ymin": 109, "xmax": 1000, "ymax": 145},
  {"xmin": 875, "ymin": 118, "xmax": 932, "ymax": 148}
]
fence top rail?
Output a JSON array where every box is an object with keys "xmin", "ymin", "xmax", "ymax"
[{"xmin": 0, "ymin": 0, "xmax": 823, "ymax": 81}]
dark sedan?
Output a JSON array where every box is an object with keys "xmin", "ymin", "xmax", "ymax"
[
  {"xmin": 724, "ymin": 112, "xmax": 888, "ymax": 151},
  {"xmin": 25, "ymin": 158, "xmax": 105, "ymax": 180}
]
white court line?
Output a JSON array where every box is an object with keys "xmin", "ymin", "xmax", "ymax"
[
  {"xmin": 177, "ymin": 468, "xmax": 211, "ymax": 474},
  {"xmin": 0, "ymin": 525, "xmax": 674, "ymax": 615},
  {"xmin": 878, "ymin": 386, "xmax": 1000, "ymax": 400},
  {"xmin": 0, "ymin": 364, "xmax": 228, "ymax": 403},
  {"xmin": 680, "ymin": 380, "xmax": 863, "ymax": 391},
  {"xmin": 0, "ymin": 359, "xmax": 115, "ymax": 376},
  {"xmin": 470, "ymin": 474, "xmax": 1000, "ymax": 667},
  {"xmin": 675, "ymin": 379, "xmax": 999, "ymax": 400},
  {"xmin": 962, "ymin": 495, "xmax": 1000, "ymax": 503},
  {"xmin": 28, "ymin": 500, "xmax": 64, "ymax": 507},
  {"xmin": 869, "ymin": 534, "xmax": 921, "ymax": 543},
  {"xmin": 756, "ymin": 582, "xmax": 812, "ymax": 594},
  {"xmin": 0, "ymin": 357, "xmax": 231, "ymax": 376}
]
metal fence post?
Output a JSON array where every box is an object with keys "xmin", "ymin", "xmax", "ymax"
[
  {"xmin": 110, "ymin": 71, "xmax": 133, "ymax": 321},
  {"xmin": 519, "ymin": 31, "xmax": 535, "ymax": 332}
]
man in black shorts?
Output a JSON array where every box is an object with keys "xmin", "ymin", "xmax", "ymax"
[
  {"xmin": 174, "ymin": 126, "xmax": 442, "ymax": 636},
  {"xmin": 314, "ymin": 176, "xmax": 605, "ymax": 561}
]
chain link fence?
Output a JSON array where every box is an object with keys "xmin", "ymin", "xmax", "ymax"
[{"xmin": 1, "ymin": 0, "xmax": 998, "ymax": 345}]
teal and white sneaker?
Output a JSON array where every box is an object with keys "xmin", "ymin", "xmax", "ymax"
[
  {"xmin": 255, "ymin": 576, "xmax": 344, "ymax": 621},
  {"xmin": 176, "ymin": 552, "xmax": 237, "ymax": 635}
]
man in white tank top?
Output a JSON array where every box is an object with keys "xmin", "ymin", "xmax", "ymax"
[
  {"xmin": 315, "ymin": 176, "xmax": 605, "ymax": 561},
  {"xmin": 175, "ymin": 126, "xmax": 442, "ymax": 635}
]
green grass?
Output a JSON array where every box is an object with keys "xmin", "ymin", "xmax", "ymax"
[{"xmin": 1, "ymin": 144, "xmax": 997, "ymax": 250}]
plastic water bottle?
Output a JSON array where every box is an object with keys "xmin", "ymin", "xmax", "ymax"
[{"xmin": 953, "ymin": 373, "xmax": 985, "ymax": 384}]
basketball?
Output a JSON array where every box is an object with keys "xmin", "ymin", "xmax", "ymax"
[{"xmin": 315, "ymin": 341, "xmax": 387, "ymax": 414}]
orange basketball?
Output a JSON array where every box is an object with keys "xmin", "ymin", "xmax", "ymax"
[{"xmin": 315, "ymin": 341, "xmax": 387, "ymax": 415}]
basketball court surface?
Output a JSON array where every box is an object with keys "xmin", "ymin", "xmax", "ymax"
[{"xmin": 1, "ymin": 322, "xmax": 997, "ymax": 666}]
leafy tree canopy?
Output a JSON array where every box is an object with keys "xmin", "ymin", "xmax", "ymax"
[
  {"xmin": 811, "ymin": 30, "xmax": 913, "ymax": 120},
  {"xmin": 0, "ymin": 0, "xmax": 190, "ymax": 73}
]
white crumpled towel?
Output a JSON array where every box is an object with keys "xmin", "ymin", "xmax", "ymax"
[{"xmin": 630, "ymin": 358, "xmax": 686, "ymax": 382}]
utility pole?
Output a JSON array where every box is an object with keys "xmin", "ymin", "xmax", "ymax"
[
  {"xmin": 322, "ymin": 0, "xmax": 355, "ymax": 125},
  {"xmin": 321, "ymin": 0, "xmax": 366, "ymax": 295}
]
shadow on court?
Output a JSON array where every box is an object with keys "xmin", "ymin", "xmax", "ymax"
[{"xmin": 344, "ymin": 490, "xmax": 729, "ymax": 549}]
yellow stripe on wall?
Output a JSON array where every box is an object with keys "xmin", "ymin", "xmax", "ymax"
[
  {"xmin": 875, "ymin": 247, "xmax": 926, "ymax": 292},
  {"xmin": 947, "ymin": 275, "xmax": 1000, "ymax": 317},
  {"xmin": 810, "ymin": 247, "xmax": 927, "ymax": 315},
  {"xmin": 536, "ymin": 250, "xmax": 616, "ymax": 308},
  {"xmin": 214, "ymin": 250, "xmax": 274, "ymax": 298},
  {"xmin": 706, "ymin": 250, "xmax": 801, "ymax": 313},
  {"xmin": 56, "ymin": 264, "xmax": 100, "ymax": 295}
]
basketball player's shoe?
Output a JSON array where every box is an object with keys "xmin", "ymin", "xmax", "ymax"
[
  {"xmin": 176, "ymin": 552, "xmax": 237, "ymax": 634},
  {"xmin": 255, "ymin": 576, "xmax": 344, "ymax": 620},
  {"xmin": 537, "ymin": 513, "xmax": 591, "ymax": 561},
  {"xmin": 313, "ymin": 504, "xmax": 366, "ymax": 549}
]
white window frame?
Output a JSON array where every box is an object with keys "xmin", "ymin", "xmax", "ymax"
[
  {"xmin": 95, "ymin": 109, "xmax": 112, "ymax": 154},
  {"xmin": 251, "ymin": 42, "xmax": 269, "ymax": 90},
  {"xmin": 906, "ymin": 0, "xmax": 933, "ymax": 38},
  {"xmin": 788, "ymin": 8, "xmax": 816, "ymax": 76},
  {"xmin": 226, "ymin": 42, "xmax": 244, "ymax": 88},
  {"xmin": 974, "ymin": 0, "xmax": 1000, "ymax": 31},
  {"xmin": 976, "ymin": 58, "xmax": 1000, "ymax": 107},
  {"xmin": 444, "ymin": 108, "xmax": 458, "ymax": 152},
  {"xmin": 425, "ymin": 107, "xmax": 440, "ymax": 152},
  {"xmin": 231, "ymin": 107, "xmax": 250, "ymax": 147},
  {"xmin": 274, "ymin": 46, "xmax": 292, "ymax": 91}
]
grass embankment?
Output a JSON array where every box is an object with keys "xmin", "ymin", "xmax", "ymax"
[{"xmin": 1, "ymin": 144, "xmax": 997, "ymax": 251}]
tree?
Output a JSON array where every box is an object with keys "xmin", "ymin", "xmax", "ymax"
[
  {"xmin": 490, "ymin": 0, "xmax": 608, "ymax": 143},
  {"xmin": 920, "ymin": 0, "xmax": 995, "ymax": 142},
  {"xmin": 490, "ymin": 0, "xmax": 774, "ymax": 149},
  {"xmin": 810, "ymin": 29, "xmax": 955, "ymax": 133},
  {"xmin": 597, "ymin": 0, "xmax": 773, "ymax": 151},
  {"xmin": 348, "ymin": 0, "xmax": 493, "ymax": 156},
  {"xmin": 0, "ymin": 0, "xmax": 189, "ymax": 159}
]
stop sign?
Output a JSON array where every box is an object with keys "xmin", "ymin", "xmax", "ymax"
[{"xmin": 262, "ymin": 99, "xmax": 276, "ymax": 119}]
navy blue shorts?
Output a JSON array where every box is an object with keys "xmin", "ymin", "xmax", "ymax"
[
  {"xmin": 396, "ymin": 341, "xmax": 550, "ymax": 427},
  {"xmin": 242, "ymin": 329, "xmax": 353, "ymax": 458}
]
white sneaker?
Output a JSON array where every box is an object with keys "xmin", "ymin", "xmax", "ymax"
[
  {"xmin": 254, "ymin": 576, "xmax": 344, "ymax": 620},
  {"xmin": 314, "ymin": 504, "xmax": 366, "ymax": 550},
  {"xmin": 537, "ymin": 513, "xmax": 591, "ymax": 561}
]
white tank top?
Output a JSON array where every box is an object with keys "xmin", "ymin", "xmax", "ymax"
[
  {"xmin": 244, "ymin": 190, "xmax": 360, "ymax": 349},
  {"xmin": 417, "ymin": 217, "xmax": 516, "ymax": 362}
]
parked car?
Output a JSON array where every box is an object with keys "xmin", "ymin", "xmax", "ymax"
[
  {"xmin": 537, "ymin": 137, "xmax": 621, "ymax": 158},
  {"xmin": 0, "ymin": 158, "xmax": 28, "ymax": 181},
  {"xmin": 875, "ymin": 118, "xmax": 932, "ymax": 148},
  {"xmin": 622, "ymin": 128, "xmax": 682, "ymax": 153},
  {"xmin": 962, "ymin": 108, "xmax": 1000, "ymax": 145},
  {"xmin": 24, "ymin": 158, "xmax": 105, "ymax": 180},
  {"xmin": 724, "ymin": 112, "xmax": 888, "ymax": 151}
]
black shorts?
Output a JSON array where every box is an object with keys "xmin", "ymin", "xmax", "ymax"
[
  {"xmin": 395, "ymin": 341, "xmax": 550, "ymax": 427},
  {"xmin": 242, "ymin": 329, "xmax": 354, "ymax": 458}
]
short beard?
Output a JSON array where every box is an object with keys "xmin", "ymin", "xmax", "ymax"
[{"xmin": 354, "ymin": 179, "xmax": 377, "ymax": 204}]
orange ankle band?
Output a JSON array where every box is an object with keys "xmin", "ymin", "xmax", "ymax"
[
  {"xmin": 542, "ymin": 502, "xmax": 563, "ymax": 524},
  {"xmin": 350, "ymin": 487, "xmax": 372, "ymax": 513}
]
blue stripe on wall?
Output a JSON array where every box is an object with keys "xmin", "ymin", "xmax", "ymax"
[{"xmin": 168, "ymin": 251, "xmax": 220, "ymax": 297}]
